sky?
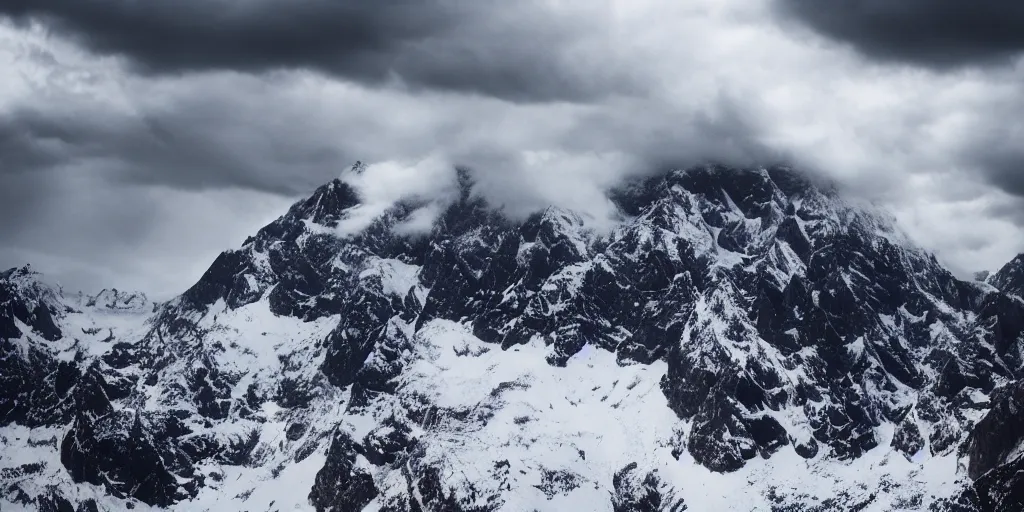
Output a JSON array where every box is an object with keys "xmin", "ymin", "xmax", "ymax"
[{"xmin": 1, "ymin": 0, "xmax": 1023, "ymax": 299}]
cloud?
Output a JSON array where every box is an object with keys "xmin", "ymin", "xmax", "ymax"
[
  {"xmin": 393, "ymin": 202, "xmax": 449, "ymax": 237},
  {"xmin": 3, "ymin": 1, "xmax": 1024, "ymax": 295},
  {"xmin": 0, "ymin": 169, "xmax": 294, "ymax": 299},
  {"xmin": 338, "ymin": 154, "xmax": 458, "ymax": 237},
  {"xmin": 0, "ymin": 0, "xmax": 637, "ymax": 103},
  {"xmin": 891, "ymin": 174, "xmax": 1024, "ymax": 275},
  {"xmin": 0, "ymin": 12, "xmax": 779, "ymax": 231},
  {"xmin": 957, "ymin": 100, "xmax": 1024, "ymax": 201},
  {"xmin": 773, "ymin": 0, "xmax": 1024, "ymax": 69},
  {"xmin": 0, "ymin": 79, "xmax": 360, "ymax": 196}
]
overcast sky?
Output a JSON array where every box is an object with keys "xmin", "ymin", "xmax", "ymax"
[{"xmin": 2, "ymin": 0, "xmax": 1024, "ymax": 299}]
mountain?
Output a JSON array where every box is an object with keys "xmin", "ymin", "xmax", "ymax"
[
  {"xmin": 2, "ymin": 166, "xmax": 1024, "ymax": 512},
  {"xmin": 990, "ymin": 255, "xmax": 1024, "ymax": 299}
]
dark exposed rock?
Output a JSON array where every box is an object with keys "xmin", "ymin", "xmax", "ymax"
[
  {"xmin": 350, "ymin": 321, "xmax": 416, "ymax": 409},
  {"xmin": 687, "ymin": 388, "xmax": 758, "ymax": 472},
  {"xmin": 0, "ymin": 267, "xmax": 64, "ymax": 342},
  {"xmin": 321, "ymin": 290, "xmax": 397, "ymax": 389},
  {"xmin": 36, "ymin": 491, "xmax": 75, "ymax": 512},
  {"xmin": 965, "ymin": 380, "xmax": 1024, "ymax": 480},
  {"xmin": 60, "ymin": 410, "xmax": 192, "ymax": 507},
  {"xmin": 362, "ymin": 417, "xmax": 417, "ymax": 466},
  {"xmin": 612, "ymin": 462, "xmax": 687, "ymax": 512},
  {"xmin": 179, "ymin": 249, "xmax": 255, "ymax": 312},
  {"xmin": 309, "ymin": 430, "xmax": 378, "ymax": 512},
  {"xmin": 179, "ymin": 179, "xmax": 360, "ymax": 316},
  {"xmin": 533, "ymin": 468, "xmax": 582, "ymax": 500},
  {"xmin": 990, "ymin": 254, "xmax": 1024, "ymax": 299},
  {"xmin": 219, "ymin": 428, "xmax": 261, "ymax": 466},
  {"xmin": 891, "ymin": 413, "xmax": 925, "ymax": 461},
  {"xmin": 966, "ymin": 456, "xmax": 1024, "ymax": 512},
  {"xmin": 791, "ymin": 436, "xmax": 819, "ymax": 459},
  {"xmin": 746, "ymin": 414, "xmax": 790, "ymax": 457},
  {"xmin": 188, "ymin": 363, "xmax": 233, "ymax": 420},
  {"xmin": 0, "ymin": 338, "xmax": 73, "ymax": 427},
  {"xmin": 76, "ymin": 499, "xmax": 100, "ymax": 512},
  {"xmin": 974, "ymin": 293, "xmax": 1024, "ymax": 373},
  {"xmin": 286, "ymin": 422, "xmax": 308, "ymax": 442},
  {"xmin": 414, "ymin": 465, "xmax": 490, "ymax": 512}
]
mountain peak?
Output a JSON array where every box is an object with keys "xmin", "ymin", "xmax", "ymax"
[
  {"xmin": 85, "ymin": 288, "xmax": 153, "ymax": 313},
  {"xmin": 1, "ymin": 264, "xmax": 40, "ymax": 285},
  {"xmin": 349, "ymin": 160, "xmax": 368, "ymax": 175},
  {"xmin": 991, "ymin": 252, "xmax": 1024, "ymax": 298},
  {"xmin": 4, "ymin": 165, "xmax": 1024, "ymax": 511}
]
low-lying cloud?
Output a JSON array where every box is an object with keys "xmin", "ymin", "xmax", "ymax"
[{"xmin": 337, "ymin": 154, "xmax": 459, "ymax": 237}]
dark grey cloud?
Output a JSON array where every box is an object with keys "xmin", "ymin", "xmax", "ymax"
[
  {"xmin": 0, "ymin": 98, "xmax": 345, "ymax": 195},
  {"xmin": 0, "ymin": 0, "xmax": 635, "ymax": 103},
  {"xmin": 0, "ymin": 72, "xmax": 355, "ymax": 296},
  {"xmin": 952, "ymin": 96, "xmax": 1024, "ymax": 207},
  {"xmin": 0, "ymin": 33, "xmax": 780, "ymax": 295},
  {"xmin": 774, "ymin": 0, "xmax": 1024, "ymax": 68},
  {"xmin": 0, "ymin": 110, "xmax": 76, "ymax": 172},
  {"xmin": 567, "ymin": 95, "xmax": 782, "ymax": 172},
  {"xmin": 0, "ymin": 170, "xmax": 294, "ymax": 298},
  {"xmin": 4, "ymin": 1, "xmax": 1024, "ymax": 294},
  {"xmin": 975, "ymin": 148, "xmax": 1024, "ymax": 201}
]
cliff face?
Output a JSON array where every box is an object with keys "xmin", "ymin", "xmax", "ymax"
[{"xmin": 3, "ymin": 166, "xmax": 1023, "ymax": 511}]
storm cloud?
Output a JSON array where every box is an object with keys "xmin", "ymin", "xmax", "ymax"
[
  {"xmin": 0, "ymin": 91, "xmax": 346, "ymax": 195},
  {"xmin": 2, "ymin": 1, "xmax": 1024, "ymax": 296},
  {"xmin": 0, "ymin": 0, "xmax": 636, "ymax": 103},
  {"xmin": 774, "ymin": 0, "xmax": 1024, "ymax": 69}
]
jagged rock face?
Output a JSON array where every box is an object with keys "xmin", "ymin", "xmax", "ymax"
[
  {"xmin": 0, "ymin": 266, "xmax": 63, "ymax": 341},
  {"xmin": 174, "ymin": 178, "xmax": 362, "ymax": 318},
  {"xmin": 964, "ymin": 458, "xmax": 1024, "ymax": 512},
  {"xmin": 0, "ymin": 337, "xmax": 77, "ymax": 427},
  {"xmin": 940, "ymin": 380, "xmax": 1024, "ymax": 511},
  {"xmin": 611, "ymin": 462, "xmax": 686, "ymax": 512},
  {"xmin": 990, "ymin": 254, "xmax": 1024, "ymax": 299},
  {"xmin": 964, "ymin": 380, "xmax": 1024, "ymax": 480},
  {"xmin": 85, "ymin": 289, "xmax": 153, "ymax": 314},
  {"xmin": 61, "ymin": 410, "xmax": 193, "ymax": 507},
  {"xmin": 309, "ymin": 430, "xmax": 378, "ymax": 512},
  {"xmin": 4, "ymin": 166, "xmax": 1024, "ymax": 511}
]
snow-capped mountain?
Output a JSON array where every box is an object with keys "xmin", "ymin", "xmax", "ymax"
[{"xmin": 2, "ymin": 166, "xmax": 1023, "ymax": 511}]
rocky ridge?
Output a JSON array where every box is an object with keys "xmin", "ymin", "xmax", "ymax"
[{"xmin": 2, "ymin": 165, "xmax": 1024, "ymax": 511}]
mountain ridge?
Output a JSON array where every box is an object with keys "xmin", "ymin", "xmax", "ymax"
[{"xmin": 2, "ymin": 165, "xmax": 1024, "ymax": 511}]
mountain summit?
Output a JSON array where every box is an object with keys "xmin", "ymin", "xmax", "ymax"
[{"xmin": 2, "ymin": 166, "xmax": 1023, "ymax": 511}]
